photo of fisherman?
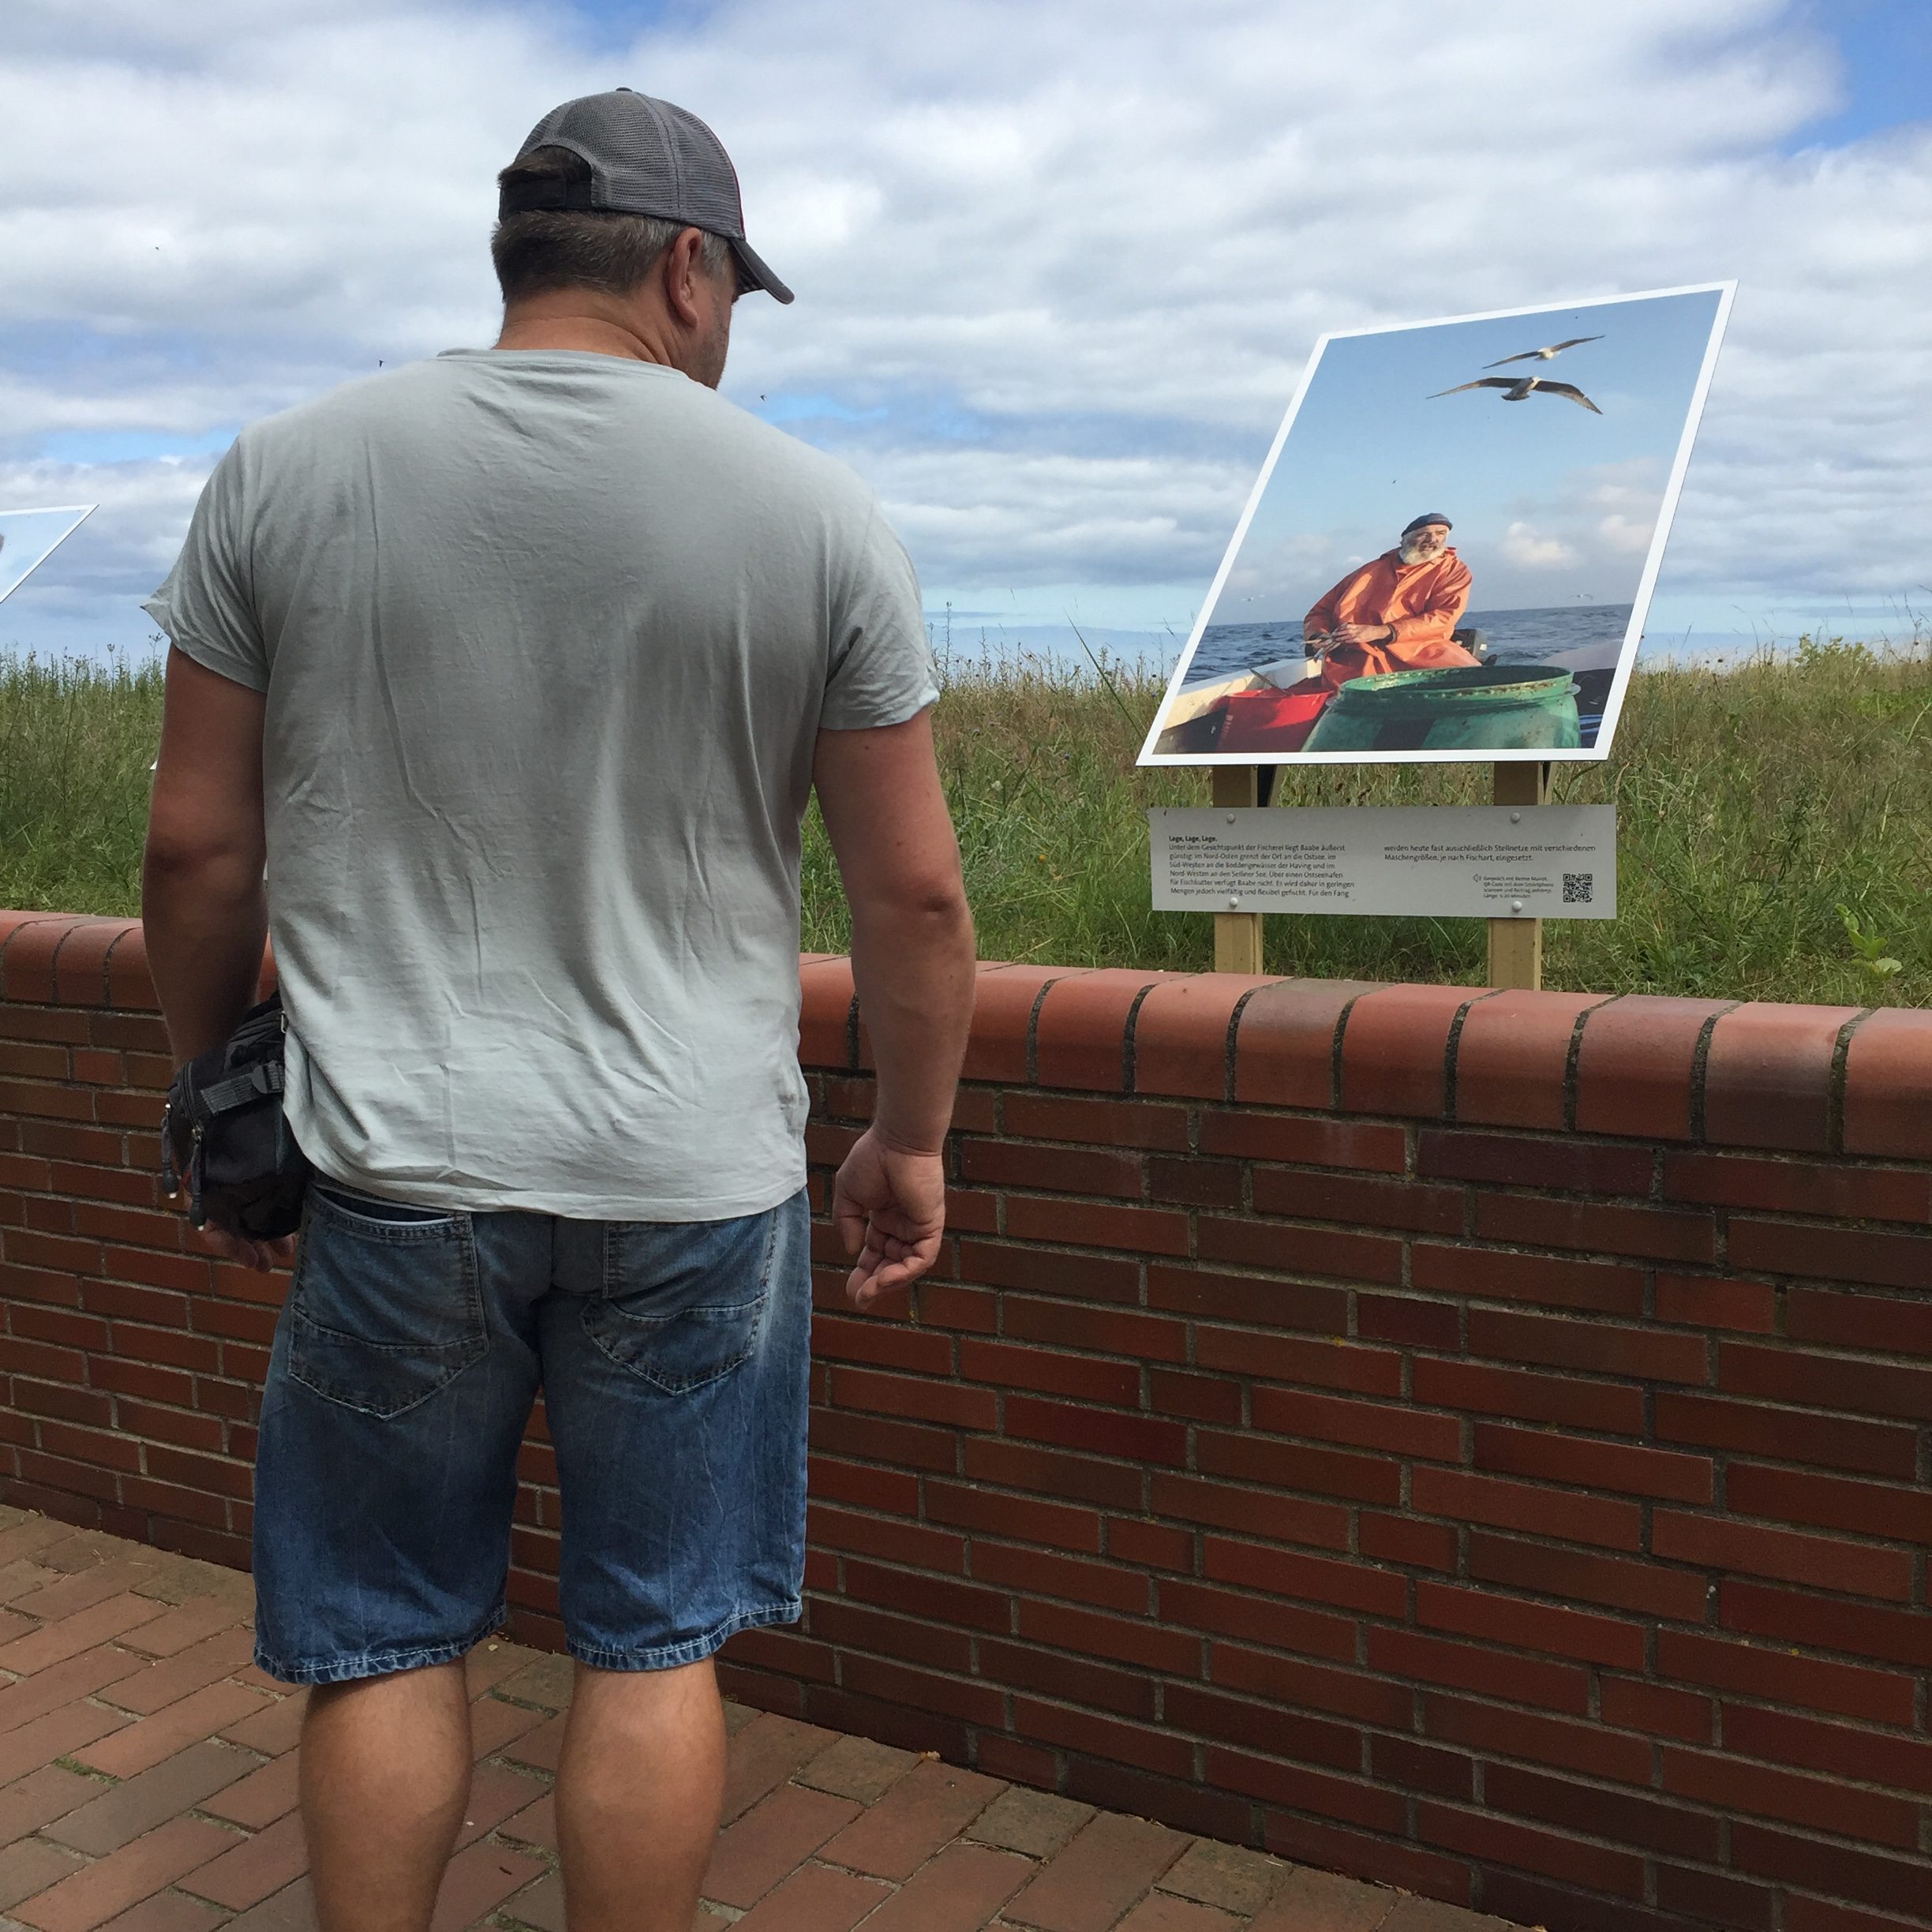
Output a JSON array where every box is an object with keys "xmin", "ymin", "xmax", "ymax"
[
  {"xmin": 0, "ymin": 507, "xmax": 94, "ymax": 608},
  {"xmin": 1141, "ymin": 283, "xmax": 1732, "ymax": 765},
  {"xmin": 1304, "ymin": 514, "xmax": 1476, "ymax": 687}
]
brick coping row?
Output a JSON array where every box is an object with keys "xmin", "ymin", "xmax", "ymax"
[{"xmin": 5, "ymin": 913, "xmax": 1926, "ymax": 1161}]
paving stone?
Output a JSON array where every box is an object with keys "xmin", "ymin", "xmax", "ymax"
[
  {"xmin": 462, "ymin": 1641, "xmax": 537, "ymax": 1700},
  {"xmin": 0, "ymin": 1704, "xmax": 129, "ymax": 1788},
  {"xmin": 495, "ymin": 1791, "xmax": 557, "ymax": 1855},
  {"xmin": 0, "ymin": 1599, "xmax": 166, "ymax": 1679},
  {"xmin": 45, "ymin": 1741, "xmax": 252, "ymax": 1856},
  {"xmin": 818, "ymin": 1758, "xmax": 1005, "ymax": 1881},
  {"xmin": 74, "ymin": 1683, "xmax": 270, "ymax": 1779},
  {"xmin": 492, "ymin": 1653, "xmax": 574, "ymax": 1714},
  {"xmin": 0, "ymin": 1649, "xmax": 149, "ymax": 1742},
  {"xmin": 0, "ymin": 1526, "xmax": 74, "ymax": 1571},
  {"xmin": 215, "ymin": 1692, "xmax": 306, "ymax": 1760},
  {"xmin": 966, "ymin": 1788, "xmax": 1096, "ymax": 1859},
  {"xmin": 114, "ymin": 1601, "xmax": 249, "ymax": 1666},
  {"xmin": 7, "ymin": 1563, "xmax": 160, "ymax": 1626},
  {"xmin": 473, "ymin": 1701, "xmax": 549, "ymax": 1765},
  {"xmin": 722, "ymin": 1701, "xmax": 761, "ymax": 1735},
  {"xmin": 452, "ymin": 1762, "xmax": 547, "ymax": 1849},
  {"xmin": 705, "ymin": 1784, "xmax": 863, "ymax": 1909},
  {"xmin": 195, "ymin": 1754, "xmax": 298, "ymax": 1831},
  {"xmin": 728, "ymin": 1861, "xmax": 889, "ymax": 1930},
  {"xmin": 425, "ymin": 1838, "xmax": 545, "ymax": 1931},
  {"xmin": 102, "ymin": 1631, "xmax": 256, "ymax": 1719},
  {"xmin": 219, "ymin": 1878, "xmax": 316, "ymax": 1930},
  {"xmin": 27, "ymin": 1536, "xmax": 121, "ymax": 1578},
  {"xmin": 1116, "ymin": 1896, "xmax": 1245, "ymax": 1931},
  {"xmin": 0, "ymin": 1769, "xmax": 99, "ymax": 1849},
  {"xmin": 9, "ymin": 1814, "xmax": 236, "ymax": 1932},
  {"xmin": 496, "ymin": 1869, "xmax": 564, "ymax": 1931},
  {"xmin": 0, "ymin": 1840, "xmax": 84, "ymax": 1914},
  {"xmin": 177, "ymin": 1810, "xmax": 307, "ymax": 1911},
  {"xmin": 720, "ymin": 1714, "xmax": 841, "ymax": 1825},
  {"xmin": 856, "ymin": 1840, "xmax": 1033, "ymax": 1931},
  {"xmin": 1003, "ymin": 1813, "xmax": 1193, "ymax": 1932},
  {"xmin": 0, "ymin": 1568, "xmax": 62, "ymax": 1610},
  {"xmin": 1380, "ymin": 1900, "xmax": 1503, "ymax": 1931},
  {"xmin": 125, "ymin": 1556, "xmax": 251, "ymax": 1614},
  {"xmin": 92, "ymin": 1893, "xmax": 226, "ymax": 1932},
  {"xmin": 1249, "ymin": 1867, "xmax": 1400, "ymax": 1930},
  {"xmin": 792, "ymin": 1733, "xmax": 919, "ymax": 1805},
  {"xmin": 1156, "ymin": 1840, "xmax": 1283, "ymax": 1916}
]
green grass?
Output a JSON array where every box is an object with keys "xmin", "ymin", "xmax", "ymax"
[{"xmin": 6, "ymin": 638, "xmax": 1928, "ymax": 1005}]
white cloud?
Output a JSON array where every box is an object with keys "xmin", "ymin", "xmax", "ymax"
[
  {"xmin": 2, "ymin": 0, "xmax": 1929, "ymax": 650},
  {"xmin": 1500, "ymin": 520, "xmax": 1580, "ymax": 570}
]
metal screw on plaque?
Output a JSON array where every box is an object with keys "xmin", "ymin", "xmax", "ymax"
[
  {"xmin": 1224, "ymin": 812, "xmax": 1237, "ymax": 825},
  {"xmin": 1511, "ymin": 899, "xmax": 1524, "ymax": 913},
  {"xmin": 1227, "ymin": 895, "xmax": 1241, "ymax": 908},
  {"xmin": 1510, "ymin": 811, "xmax": 1522, "ymax": 824}
]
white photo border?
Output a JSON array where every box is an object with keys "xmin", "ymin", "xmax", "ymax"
[
  {"xmin": 1135, "ymin": 281, "xmax": 1737, "ymax": 767},
  {"xmin": 0, "ymin": 504, "xmax": 98, "ymax": 608}
]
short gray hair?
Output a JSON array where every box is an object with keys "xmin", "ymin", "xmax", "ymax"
[{"xmin": 492, "ymin": 145, "xmax": 733, "ymax": 304}]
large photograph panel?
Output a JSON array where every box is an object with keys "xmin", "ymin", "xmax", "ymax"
[
  {"xmin": 1140, "ymin": 284, "xmax": 1732, "ymax": 766},
  {"xmin": 0, "ymin": 506, "xmax": 95, "ymax": 608}
]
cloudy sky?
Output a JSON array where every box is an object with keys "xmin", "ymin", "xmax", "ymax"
[{"xmin": 2, "ymin": 0, "xmax": 1929, "ymax": 664}]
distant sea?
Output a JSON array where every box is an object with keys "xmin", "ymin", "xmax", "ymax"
[{"xmin": 1181, "ymin": 603, "xmax": 1635, "ymax": 746}]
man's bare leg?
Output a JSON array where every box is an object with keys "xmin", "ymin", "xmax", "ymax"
[
  {"xmin": 556, "ymin": 1656, "xmax": 728, "ymax": 1932},
  {"xmin": 300, "ymin": 1660, "xmax": 472, "ymax": 1932}
]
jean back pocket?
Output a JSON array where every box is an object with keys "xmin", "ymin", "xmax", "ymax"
[
  {"xmin": 583, "ymin": 1210, "xmax": 779, "ymax": 1395},
  {"xmin": 287, "ymin": 1188, "xmax": 487, "ymax": 1418}
]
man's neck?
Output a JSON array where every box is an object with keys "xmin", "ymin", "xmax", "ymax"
[{"xmin": 494, "ymin": 300, "xmax": 673, "ymax": 366}]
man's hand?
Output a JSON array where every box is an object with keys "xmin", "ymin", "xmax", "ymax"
[
  {"xmin": 192, "ymin": 1223, "xmax": 298, "ymax": 1274},
  {"xmin": 1332, "ymin": 622, "xmax": 1395, "ymax": 647},
  {"xmin": 832, "ymin": 1126, "xmax": 947, "ymax": 1309}
]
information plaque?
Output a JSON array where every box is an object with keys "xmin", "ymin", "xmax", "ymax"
[{"xmin": 1150, "ymin": 805, "xmax": 1616, "ymax": 919}]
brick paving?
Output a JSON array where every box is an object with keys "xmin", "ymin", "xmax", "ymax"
[{"xmin": 0, "ymin": 1512, "xmax": 1515, "ymax": 1931}]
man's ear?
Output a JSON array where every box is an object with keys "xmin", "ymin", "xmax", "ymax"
[{"xmin": 662, "ymin": 227, "xmax": 709, "ymax": 330}]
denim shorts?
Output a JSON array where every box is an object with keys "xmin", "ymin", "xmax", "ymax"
[{"xmin": 251, "ymin": 1180, "xmax": 811, "ymax": 1685}]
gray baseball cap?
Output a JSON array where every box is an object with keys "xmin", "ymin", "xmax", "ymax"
[{"xmin": 501, "ymin": 88, "xmax": 793, "ymax": 304}]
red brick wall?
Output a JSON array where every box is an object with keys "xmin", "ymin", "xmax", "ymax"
[{"xmin": 4, "ymin": 910, "xmax": 1930, "ymax": 1932}]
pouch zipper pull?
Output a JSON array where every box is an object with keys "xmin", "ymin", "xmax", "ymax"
[{"xmin": 188, "ymin": 1125, "xmax": 205, "ymax": 1228}]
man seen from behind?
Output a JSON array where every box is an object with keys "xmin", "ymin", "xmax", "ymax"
[{"xmin": 140, "ymin": 89, "xmax": 976, "ymax": 1932}]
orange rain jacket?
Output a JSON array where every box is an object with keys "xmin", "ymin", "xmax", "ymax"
[{"xmin": 1303, "ymin": 549, "xmax": 1477, "ymax": 689}]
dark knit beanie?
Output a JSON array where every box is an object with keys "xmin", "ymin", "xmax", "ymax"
[{"xmin": 1402, "ymin": 514, "xmax": 1452, "ymax": 535}]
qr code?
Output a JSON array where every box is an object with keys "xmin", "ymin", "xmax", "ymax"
[{"xmin": 1563, "ymin": 873, "xmax": 1593, "ymax": 904}]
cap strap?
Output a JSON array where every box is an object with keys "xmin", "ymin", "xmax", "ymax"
[{"xmin": 499, "ymin": 178, "xmax": 605, "ymax": 215}]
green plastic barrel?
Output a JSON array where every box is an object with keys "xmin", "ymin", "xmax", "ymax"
[{"xmin": 1302, "ymin": 665, "xmax": 1582, "ymax": 754}]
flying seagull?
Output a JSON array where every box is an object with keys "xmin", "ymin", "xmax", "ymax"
[
  {"xmin": 1484, "ymin": 335, "xmax": 1602, "ymax": 368},
  {"xmin": 1429, "ymin": 375, "xmax": 1603, "ymax": 414}
]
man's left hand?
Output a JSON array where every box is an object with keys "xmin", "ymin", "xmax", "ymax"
[{"xmin": 189, "ymin": 1219, "xmax": 297, "ymax": 1273}]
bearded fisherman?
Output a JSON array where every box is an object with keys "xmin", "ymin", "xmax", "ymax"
[{"xmin": 1302, "ymin": 513, "xmax": 1477, "ymax": 687}]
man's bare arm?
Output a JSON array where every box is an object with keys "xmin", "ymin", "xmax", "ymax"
[
  {"xmin": 144, "ymin": 647, "xmax": 271, "ymax": 1065},
  {"xmin": 812, "ymin": 708, "xmax": 975, "ymax": 1309},
  {"xmin": 143, "ymin": 647, "xmax": 289, "ymax": 1271}
]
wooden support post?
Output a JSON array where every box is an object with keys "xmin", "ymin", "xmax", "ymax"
[
  {"xmin": 1211, "ymin": 766, "xmax": 1266, "ymax": 974},
  {"xmin": 1486, "ymin": 761, "xmax": 1552, "ymax": 990}
]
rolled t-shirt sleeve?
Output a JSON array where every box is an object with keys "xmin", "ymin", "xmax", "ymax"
[
  {"xmin": 820, "ymin": 500, "xmax": 940, "ymax": 730},
  {"xmin": 141, "ymin": 441, "xmax": 270, "ymax": 692}
]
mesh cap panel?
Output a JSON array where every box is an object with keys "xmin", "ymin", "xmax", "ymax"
[{"xmin": 507, "ymin": 89, "xmax": 792, "ymax": 302}]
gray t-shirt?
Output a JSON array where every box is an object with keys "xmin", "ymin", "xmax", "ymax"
[{"xmin": 145, "ymin": 349, "xmax": 936, "ymax": 1219}]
